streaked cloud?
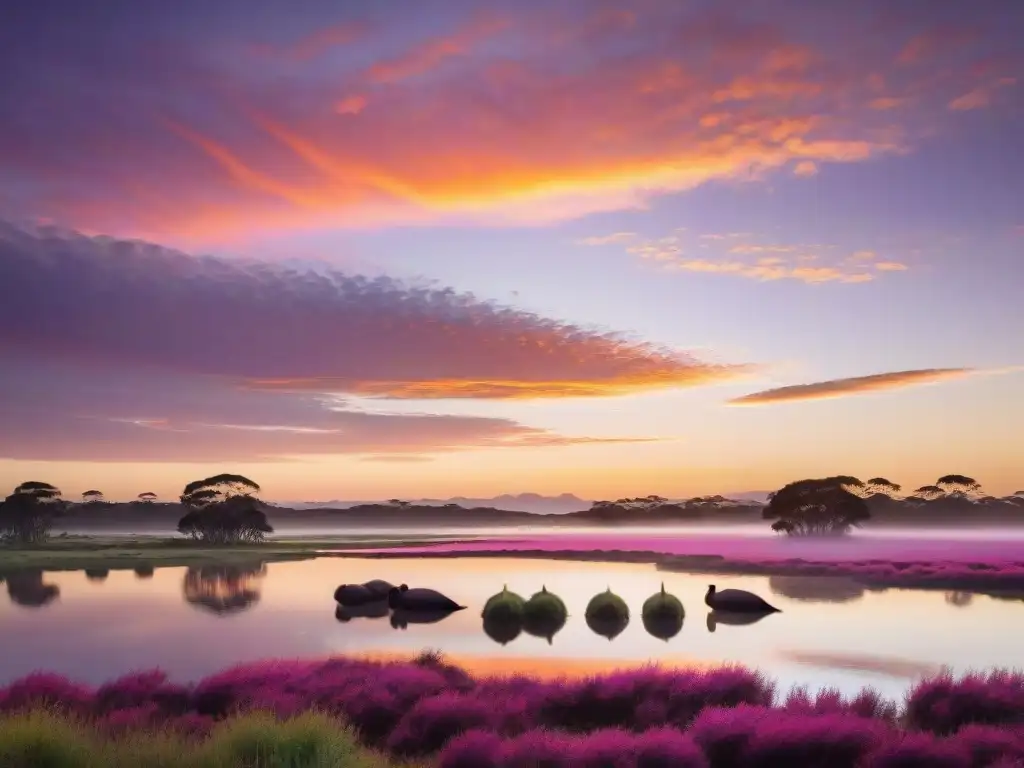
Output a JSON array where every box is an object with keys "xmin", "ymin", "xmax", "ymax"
[
  {"xmin": 576, "ymin": 232, "xmax": 637, "ymax": 246},
  {"xmin": 0, "ymin": 221, "xmax": 743, "ymax": 401},
  {"xmin": 0, "ymin": 360, "xmax": 656, "ymax": 462},
  {"xmin": 1, "ymin": 2, "xmax": 1016, "ymax": 241},
  {"xmin": 626, "ymin": 231, "xmax": 906, "ymax": 285},
  {"xmin": 727, "ymin": 368, "xmax": 979, "ymax": 405},
  {"xmin": 948, "ymin": 77, "xmax": 1017, "ymax": 111}
]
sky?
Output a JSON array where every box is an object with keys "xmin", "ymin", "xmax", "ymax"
[{"xmin": 1, "ymin": 0, "xmax": 1022, "ymax": 503}]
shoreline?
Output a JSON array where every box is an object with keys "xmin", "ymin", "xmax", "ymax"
[{"xmin": 5, "ymin": 534, "xmax": 1024, "ymax": 596}]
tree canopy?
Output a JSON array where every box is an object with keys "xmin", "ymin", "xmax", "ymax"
[
  {"xmin": 137, "ymin": 492, "xmax": 158, "ymax": 503},
  {"xmin": 82, "ymin": 490, "xmax": 104, "ymax": 503},
  {"xmin": 0, "ymin": 481, "xmax": 65, "ymax": 544},
  {"xmin": 763, "ymin": 476, "xmax": 871, "ymax": 536},
  {"xmin": 177, "ymin": 475, "xmax": 272, "ymax": 544}
]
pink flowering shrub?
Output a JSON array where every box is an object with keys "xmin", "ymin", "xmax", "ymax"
[{"xmin": 3, "ymin": 655, "xmax": 1024, "ymax": 763}]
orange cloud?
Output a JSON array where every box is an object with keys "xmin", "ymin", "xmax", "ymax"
[
  {"xmin": 727, "ymin": 368, "xmax": 977, "ymax": 405},
  {"xmin": 3, "ymin": 5, "xmax": 1015, "ymax": 241},
  {"xmin": 792, "ymin": 160, "xmax": 818, "ymax": 177},
  {"xmin": 874, "ymin": 261, "xmax": 908, "ymax": 271}
]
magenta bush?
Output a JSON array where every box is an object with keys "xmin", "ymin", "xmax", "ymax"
[
  {"xmin": 497, "ymin": 729, "xmax": 583, "ymax": 767},
  {"xmin": 438, "ymin": 729, "xmax": 503, "ymax": 768},
  {"xmin": 4, "ymin": 656, "xmax": 1024, "ymax": 762},
  {"xmin": 387, "ymin": 692, "xmax": 496, "ymax": 756},
  {"xmin": 0, "ymin": 672, "xmax": 92, "ymax": 715},
  {"xmin": 863, "ymin": 732, "xmax": 973, "ymax": 767},
  {"xmin": 634, "ymin": 726, "xmax": 708, "ymax": 768},
  {"xmin": 905, "ymin": 670, "xmax": 1024, "ymax": 734}
]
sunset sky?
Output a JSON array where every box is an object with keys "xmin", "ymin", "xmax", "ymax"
[{"xmin": 1, "ymin": 0, "xmax": 1022, "ymax": 502}]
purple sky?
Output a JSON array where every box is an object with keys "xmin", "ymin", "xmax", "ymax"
[{"xmin": 1, "ymin": 0, "xmax": 1022, "ymax": 501}]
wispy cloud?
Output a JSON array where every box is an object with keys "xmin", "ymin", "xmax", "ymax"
[
  {"xmin": 727, "ymin": 368, "xmax": 981, "ymax": 405},
  {"xmin": 0, "ymin": 221, "xmax": 744, "ymax": 401},
  {"xmin": 626, "ymin": 231, "xmax": 905, "ymax": 285},
  {"xmin": 948, "ymin": 77, "xmax": 1017, "ymax": 111},
  {"xmin": 576, "ymin": 232, "xmax": 637, "ymax": 246}
]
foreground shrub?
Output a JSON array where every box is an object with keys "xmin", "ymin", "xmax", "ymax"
[
  {"xmin": 6, "ymin": 656, "xmax": 1024, "ymax": 762},
  {"xmin": 0, "ymin": 709, "xmax": 394, "ymax": 767},
  {"xmin": 905, "ymin": 669, "xmax": 1024, "ymax": 734}
]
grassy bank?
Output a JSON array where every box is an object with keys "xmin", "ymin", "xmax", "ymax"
[
  {"xmin": 0, "ymin": 709, "xmax": 408, "ymax": 768},
  {"xmin": 3, "ymin": 655, "xmax": 1024, "ymax": 767},
  {"xmin": 0, "ymin": 535, "xmax": 467, "ymax": 572}
]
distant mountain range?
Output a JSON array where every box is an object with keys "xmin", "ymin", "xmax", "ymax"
[{"xmin": 275, "ymin": 491, "xmax": 772, "ymax": 514}]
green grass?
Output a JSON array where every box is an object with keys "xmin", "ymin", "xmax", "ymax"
[
  {"xmin": 0, "ymin": 535, "xmax": 464, "ymax": 572},
  {"xmin": 0, "ymin": 710, "xmax": 411, "ymax": 768}
]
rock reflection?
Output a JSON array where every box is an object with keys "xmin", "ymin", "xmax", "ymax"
[
  {"xmin": 706, "ymin": 610, "xmax": 776, "ymax": 633},
  {"xmin": 2, "ymin": 570, "xmax": 60, "ymax": 608},
  {"xmin": 769, "ymin": 575, "xmax": 865, "ymax": 604},
  {"xmin": 335, "ymin": 601, "xmax": 390, "ymax": 622},
  {"xmin": 483, "ymin": 614, "xmax": 523, "ymax": 645},
  {"xmin": 944, "ymin": 591, "xmax": 974, "ymax": 607},
  {"xmin": 182, "ymin": 564, "xmax": 266, "ymax": 616},
  {"xmin": 390, "ymin": 607, "xmax": 459, "ymax": 629}
]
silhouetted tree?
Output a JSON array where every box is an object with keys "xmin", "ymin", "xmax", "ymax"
[
  {"xmin": 0, "ymin": 482, "xmax": 65, "ymax": 544},
  {"xmin": 910, "ymin": 485, "xmax": 945, "ymax": 502},
  {"xmin": 763, "ymin": 476, "xmax": 870, "ymax": 536},
  {"xmin": 177, "ymin": 474, "xmax": 272, "ymax": 544},
  {"xmin": 863, "ymin": 478, "xmax": 902, "ymax": 497},
  {"xmin": 82, "ymin": 490, "xmax": 104, "ymax": 504},
  {"xmin": 771, "ymin": 520, "xmax": 795, "ymax": 535},
  {"xmin": 182, "ymin": 564, "xmax": 266, "ymax": 615},
  {"xmin": 936, "ymin": 474, "xmax": 982, "ymax": 498},
  {"xmin": 137, "ymin": 492, "xmax": 158, "ymax": 504},
  {"xmin": 387, "ymin": 499, "xmax": 411, "ymax": 508}
]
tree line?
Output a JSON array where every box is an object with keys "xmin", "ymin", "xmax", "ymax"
[{"xmin": 0, "ymin": 474, "xmax": 272, "ymax": 545}]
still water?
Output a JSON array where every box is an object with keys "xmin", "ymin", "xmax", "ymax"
[{"xmin": 2, "ymin": 556, "xmax": 1022, "ymax": 700}]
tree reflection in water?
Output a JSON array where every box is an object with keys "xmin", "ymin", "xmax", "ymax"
[
  {"xmin": 182, "ymin": 563, "xmax": 267, "ymax": 615},
  {"xmin": 2, "ymin": 570, "xmax": 60, "ymax": 608}
]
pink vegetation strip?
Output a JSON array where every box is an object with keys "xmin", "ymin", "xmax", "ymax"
[
  {"xmin": 338, "ymin": 533, "xmax": 1024, "ymax": 563},
  {"xmin": 3, "ymin": 657, "xmax": 1024, "ymax": 766}
]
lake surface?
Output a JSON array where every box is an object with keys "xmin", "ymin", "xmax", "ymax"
[{"xmin": 2, "ymin": 556, "xmax": 1023, "ymax": 701}]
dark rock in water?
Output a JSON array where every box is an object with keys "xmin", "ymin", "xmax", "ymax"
[
  {"xmin": 482, "ymin": 585, "xmax": 526, "ymax": 621},
  {"xmin": 334, "ymin": 583, "xmax": 375, "ymax": 606},
  {"xmin": 642, "ymin": 583, "xmax": 685, "ymax": 641},
  {"xmin": 522, "ymin": 586, "xmax": 568, "ymax": 645},
  {"xmin": 362, "ymin": 579, "xmax": 395, "ymax": 600},
  {"xmin": 705, "ymin": 584, "xmax": 780, "ymax": 613},
  {"xmin": 585, "ymin": 588, "xmax": 630, "ymax": 640},
  {"xmin": 388, "ymin": 584, "xmax": 465, "ymax": 612},
  {"xmin": 335, "ymin": 601, "xmax": 390, "ymax": 622},
  {"xmin": 390, "ymin": 607, "xmax": 459, "ymax": 629}
]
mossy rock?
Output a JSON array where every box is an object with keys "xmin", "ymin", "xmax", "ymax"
[
  {"xmin": 585, "ymin": 587, "xmax": 630, "ymax": 640},
  {"xmin": 522, "ymin": 586, "xmax": 568, "ymax": 644},
  {"xmin": 642, "ymin": 583, "xmax": 685, "ymax": 640},
  {"xmin": 482, "ymin": 585, "xmax": 526, "ymax": 621}
]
